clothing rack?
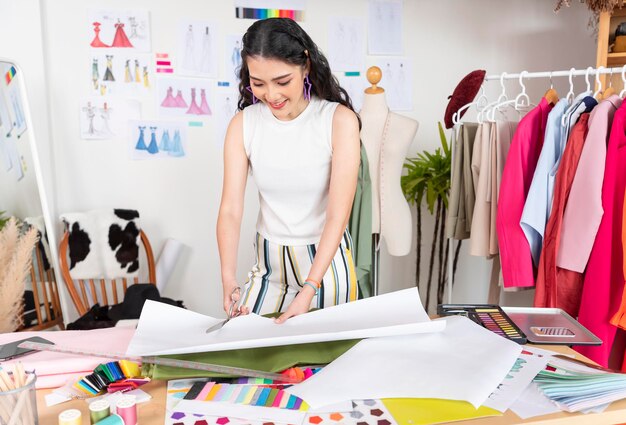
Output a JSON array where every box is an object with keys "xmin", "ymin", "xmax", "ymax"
[{"xmin": 446, "ymin": 64, "xmax": 622, "ymax": 305}]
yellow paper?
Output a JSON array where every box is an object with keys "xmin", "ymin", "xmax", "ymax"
[{"xmin": 382, "ymin": 398, "xmax": 501, "ymax": 425}]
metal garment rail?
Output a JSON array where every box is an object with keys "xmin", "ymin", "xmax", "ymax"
[{"xmin": 446, "ymin": 65, "xmax": 622, "ymax": 305}]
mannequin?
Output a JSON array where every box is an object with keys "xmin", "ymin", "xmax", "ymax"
[{"xmin": 359, "ymin": 66, "xmax": 418, "ymax": 256}]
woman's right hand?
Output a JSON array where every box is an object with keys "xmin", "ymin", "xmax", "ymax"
[{"xmin": 222, "ymin": 280, "xmax": 249, "ymax": 316}]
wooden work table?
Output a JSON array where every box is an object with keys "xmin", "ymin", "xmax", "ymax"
[{"xmin": 36, "ymin": 345, "xmax": 626, "ymax": 425}]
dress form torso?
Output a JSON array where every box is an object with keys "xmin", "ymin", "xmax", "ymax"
[{"xmin": 360, "ymin": 92, "xmax": 418, "ymax": 256}]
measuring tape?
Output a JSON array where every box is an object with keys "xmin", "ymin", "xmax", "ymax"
[{"xmin": 17, "ymin": 341, "xmax": 302, "ymax": 384}]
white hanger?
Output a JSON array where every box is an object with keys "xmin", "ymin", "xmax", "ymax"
[
  {"xmin": 619, "ymin": 65, "xmax": 626, "ymax": 98},
  {"xmin": 593, "ymin": 66, "xmax": 604, "ymax": 98},
  {"xmin": 562, "ymin": 66, "xmax": 594, "ymax": 127},
  {"xmin": 478, "ymin": 72, "xmax": 507, "ymax": 124},
  {"xmin": 452, "ymin": 84, "xmax": 489, "ymax": 126},
  {"xmin": 487, "ymin": 71, "xmax": 533, "ymax": 122},
  {"xmin": 566, "ymin": 67, "xmax": 576, "ymax": 104}
]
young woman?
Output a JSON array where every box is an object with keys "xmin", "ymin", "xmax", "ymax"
[{"xmin": 216, "ymin": 18, "xmax": 361, "ymax": 323}]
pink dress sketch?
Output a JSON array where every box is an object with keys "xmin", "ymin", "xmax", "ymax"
[
  {"xmin": 111, "ymin": 20, "xmax": 133, "ymax": 48},
  {"xmin": 161, "ymin": 87, "xmax": 178, "ymax": 107},
  {"xmin": 199, "ymin": 89, "xmax": 212, "ymax": 115},
  {"xmin": 186, "ymin": 88, "xmax": 203, "ymax": 114},
  {"xmin": 174, "ymin": 90, "xmax": 188, "ymax": 108},
  {"xmin": 90, "ymin": 22, "xmax": 109, "ymax": 47}
]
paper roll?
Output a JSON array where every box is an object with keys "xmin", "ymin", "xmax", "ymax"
[{"xmin": 155, "ymin": 238, "xmax": 184, "ymax": 292}]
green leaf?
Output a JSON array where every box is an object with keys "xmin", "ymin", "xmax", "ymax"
[{"xmin": 438, "ymin": 121, "xmax": 450, "ymax": 157}]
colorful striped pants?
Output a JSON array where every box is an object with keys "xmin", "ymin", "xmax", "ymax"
[{"xmin": 241, "ymin": 230, "xmax": 359, "ymax": 315}]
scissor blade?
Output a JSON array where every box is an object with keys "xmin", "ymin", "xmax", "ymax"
[{"xmin": 205, "ymin": 319, "xmax": 227, "ymax": 333}]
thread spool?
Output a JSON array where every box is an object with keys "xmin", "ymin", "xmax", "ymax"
[
  {"xmin": 116, "ymin": 395, "xmax": 137, "ymax": 425},
  {"xmin": 89, "ymin": 400, "xmax": 111, "ymax": 424},
  {"xmin": 58, "ymin": 409, "xmax": 82, "ymax": 425},
  {"xmin": 94, "ymin": 414, "xmax": 124, "ymax": 425}
]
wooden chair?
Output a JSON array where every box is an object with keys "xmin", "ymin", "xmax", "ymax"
[
  {"xmin": 18, "ymin": 246, "xmax": 65, "ymax": 331},
  {"xmin": 58, "ymin": 230, "xmax": 157, "ymax": 316}
]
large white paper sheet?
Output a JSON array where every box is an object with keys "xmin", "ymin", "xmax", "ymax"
[
  {"xmin": 126, "ymin": 288, "xmax": 444, "ymax": 356},
  {"xmin": 285, "ymin": 316, "xmax": 522, "ymax": 408}
]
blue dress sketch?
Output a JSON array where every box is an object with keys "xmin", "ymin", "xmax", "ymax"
[
  {"xmin": 159, "ymin": 129, "xmax": 172, "ymax": 152},
  {"xmin": 147, "ymin": 126, "xmax": 159, "ymax": 154},
  {"xmin": 135, "ymin": 126, "xmax": 148, "ymax": 150},
  {"xmin": 169, "ymin": 130, "xmax": 184, "ymax": 157}
]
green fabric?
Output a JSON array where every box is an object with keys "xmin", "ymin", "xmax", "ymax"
[
  {"xmin": 349, "ymin": 145, "xmax": 373, "ymax": 299},
  {"xmin": 143, "ymin": 339, "xmax": 361, "ymax": 380}
]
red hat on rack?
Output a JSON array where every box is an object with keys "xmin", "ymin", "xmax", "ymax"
[{"xmin": 444, "ymin": 69, "xmax": 486, "ymax": 129}]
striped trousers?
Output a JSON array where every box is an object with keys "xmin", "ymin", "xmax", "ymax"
[{"xmin": 240, "ymin": 230, "xmax": 359, "ymax": 315}]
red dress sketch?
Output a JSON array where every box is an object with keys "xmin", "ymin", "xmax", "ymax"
[
  {"xmin": 90, "ymin": 22, "xmax": 109, "ymax": 48},
  {"xmin": 111, "ymin": 20, "xmax": 133, "ymax": 48}
]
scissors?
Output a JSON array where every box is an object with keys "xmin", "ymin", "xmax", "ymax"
[{"xmin": 205, "ymin": 286, "xmax": 242, "ymax": 333}]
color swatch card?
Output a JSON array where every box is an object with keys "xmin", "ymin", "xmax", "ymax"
[{"xmin": 183, "ymin": 381, "xmax": 309, "ymax": 410}]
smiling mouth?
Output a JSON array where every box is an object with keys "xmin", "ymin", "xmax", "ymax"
[{"xmin": 269, "ymin": 99, "xmax": 287, "ymax": 109}]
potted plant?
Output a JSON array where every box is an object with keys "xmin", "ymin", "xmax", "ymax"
[{"xmin": 401, "ymin": 122, "xmax": 460, "ymax": 312}]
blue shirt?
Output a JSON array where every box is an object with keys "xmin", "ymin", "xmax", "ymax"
[{"xmin": 520, "ymin": 96, "xmax": 597, "ymax": 266}]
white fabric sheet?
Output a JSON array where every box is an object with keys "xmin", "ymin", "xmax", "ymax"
[
  {"xmin": 126, "ymin": 288, "xmax": 444, "ymax": 356},
  {"xmin": 285, "ymin": 316, "xmax": 522, "ymax": 408}
]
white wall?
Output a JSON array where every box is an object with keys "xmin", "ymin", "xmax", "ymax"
[{"xmin": 2, "ymin": 0, "xmax": 596, "ymax": 320}]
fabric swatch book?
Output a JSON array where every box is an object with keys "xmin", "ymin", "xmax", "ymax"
[{"xmin": 534, "ymin": 356, "xmax": 626, "ymax": 412}]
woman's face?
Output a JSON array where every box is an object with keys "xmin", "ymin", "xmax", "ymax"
[{"xmin": 247, "ymin": 56, "xmax": 309, "ymax": 121}]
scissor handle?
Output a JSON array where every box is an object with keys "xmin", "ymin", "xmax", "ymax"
[{"xmin": 228, "ymin": 287, "xmax": 242, "ymax": 318}]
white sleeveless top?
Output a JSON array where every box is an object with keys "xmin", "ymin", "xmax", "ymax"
[{"xmin": 243, "ymin": 97, "xmax": 339, "ymax": 245}]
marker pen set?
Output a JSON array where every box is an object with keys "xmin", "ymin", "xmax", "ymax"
[{"xmin": 437, "ymin": 304, "xmax": 528, "ymax": 344}]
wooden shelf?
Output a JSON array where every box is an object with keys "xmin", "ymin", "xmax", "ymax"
[{"xmin": 607, "ymin": 52, "xmax": 626, "ymax": 66}]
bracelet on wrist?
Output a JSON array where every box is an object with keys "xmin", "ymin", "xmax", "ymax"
[
  {"xmin": 302, "ymin": 281, "xmax": 319, "ymax": 295},
  {"xmin": 304, "ymin": 278, "xmax": 321, "ymax": 289}
]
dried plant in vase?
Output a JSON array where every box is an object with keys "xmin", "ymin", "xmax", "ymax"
[
  {"xmin": 555, "ymin": 0, "xmax": 624, "ymax": 13},
  {"xmin": 0, "ymin": 217, "xmax": 39, "ymax": 332}
]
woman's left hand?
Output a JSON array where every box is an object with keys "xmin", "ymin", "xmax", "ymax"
[{"xmin": 274, "ymin": 285, "xmax": 316, "ymax": 323}]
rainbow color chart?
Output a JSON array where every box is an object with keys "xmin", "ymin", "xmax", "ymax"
[
  {"xmin": 5, "ymin": 66, "xmax": 16, "ymax": 85},
  {"xmin": 235, "ymin": 7, "xmax": 304, "ymax": 21},
  {"xmin": 183, "ymin": 381, "xmax": 309, "ymax": 411}
]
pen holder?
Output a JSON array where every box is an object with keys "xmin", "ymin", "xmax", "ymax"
[{"xmin": 0, "ymin": 371, "xmax": 38, "ymax": 425}]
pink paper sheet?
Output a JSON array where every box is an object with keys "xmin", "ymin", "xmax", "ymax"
[{"xmin": 0, "ymin": 327, "xmax": 135, "ymax": 388}]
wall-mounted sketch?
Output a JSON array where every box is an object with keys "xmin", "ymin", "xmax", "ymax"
[
  {"xmin": 90, "ymin": 53, "xmax": 152, "ymax": 96},
  {"xmin": 2, "ymin": 66, "xmax": 27, "ymax": 138},
  {"xmin": 129, "ymin": 120, "xmax": 187, "ymax": 160},
  {"xmin": 224, "ymin": 34, "xmax": 244, "ymax": 83},
  {"xmin": 328, "ymin": 17, "xmax": 365, "ymax": 72},
  {"xmin": 88, "ymin": 9, "xmax": 151, "ymax": 52},
  {"xmin": 79, "ymin": 97, "xmax": 140, "ymax": 140},
  {"xmin": 177, "ymin": 20, "xmax": 218, "ymax": 78},
  {"xmin": 157, "ymin": 76, "xmax": 213, "ymax": 119},
  {"xmin": 214, "ymin": 86, "xmax": 239, "ymax": 146},
  {"xmin": 368, "ymin": 0, "xmax": 403, "ymax": 55},
  {"xmin": 370, "ymin": 57, "xmax": 413, "ymax": 111},
  {"xmin": 337, "ymin": 73, "xmax": 367, "ymax": 112}
]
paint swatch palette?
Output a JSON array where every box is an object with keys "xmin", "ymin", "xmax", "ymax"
[{"xmin": 437, "ymin": 304, "xmax": 527, "ymax": 344}]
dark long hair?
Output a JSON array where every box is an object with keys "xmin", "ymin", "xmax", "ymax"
[{"xmin": 237, "ymin": 18, "xmax": 360, "ymax": 128}]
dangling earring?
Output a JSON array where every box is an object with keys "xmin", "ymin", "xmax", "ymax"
[
  {"xmin": 245, "ymin": 86, "xmax": 258, "ymax": 104},
  {"xmin": 303, "ymin": 75, "xmax": 312, "ymax": 101}
]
